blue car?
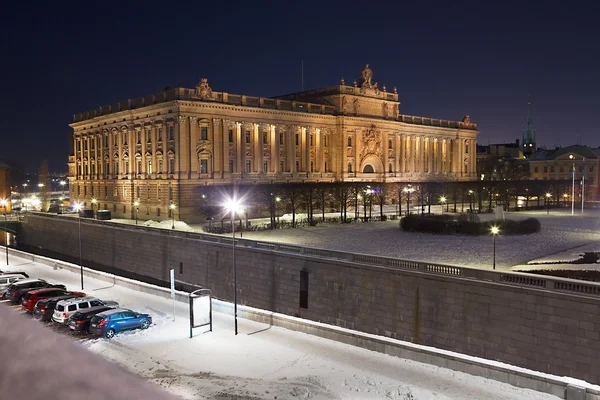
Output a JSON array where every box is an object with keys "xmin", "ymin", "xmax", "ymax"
[{"xmin": 88, "ymin": 308, "xmax": 152, "ymax": 339}]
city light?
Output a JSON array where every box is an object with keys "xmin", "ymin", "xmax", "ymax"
[
  {"xmin": 224, "ymin": 197, "xmax": 245, "ymax": 336},
  {"xmin": 491, "ymin": 226, "xmax": 500, "ymax": 270}
]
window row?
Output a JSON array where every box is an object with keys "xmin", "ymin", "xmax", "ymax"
[
  {"xmin": 534, "ymin": 165, "xmax": 594, "ymax": 174},
  {"xmin": 76, "ymin": 126, "xmax": 175, "ymax": 151},
  {"xmin": 75, "ymin": 184, "xmax": 174, "ymax": 202},
  {"xmin": 77, "ymin": 159, "xmax": 176, "ymax": 176}
]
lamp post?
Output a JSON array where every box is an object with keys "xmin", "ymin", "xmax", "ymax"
[
  {"xmin": 73, "ymin": 202, "xmax": 84, "ymax": 290},
  {"xmin": 403, "ymin": 186, "xmax": 414, "ymax": 216},
  {"xmin": 170, "ymin": 203, "xmax": 176, "ymax": 229},
  {"xmin": 225, "ymin": 198, "xmax": 243, "ymax": 335},
  {"xmin": 545, "ymin": 192, "xmax": 551, "ymax": 215},
  {"xmin": 0, "ymin": 199, "xmax": 8, "ymax": 266},
  {"xmin": 440, "ymin": 196, "xmax": 447, "ymax": 214},
  {"xmin": 59, "ymin": 180, "xmax": 66, "ymax": 198},
  {"xmin": 91, "ymin": 198, "xmax": 97, "ymax": 219},
  {"xmin": 468, "ymin": 189, "xmax": 474, "ymax": 213},
  {"xmin": 134, "ymin": 201, "xmax": 140, "ymax": 225},
  {"xmin": 491, "ymin": 226, "xmax": 499, "ymax": 270},
  {"xmin": 569, "ymin": 154, "xmax": 575, "ymax": 216},
  {"xmin": 275, "ymin": 196, "xmax": 281, "ymax": 226}
]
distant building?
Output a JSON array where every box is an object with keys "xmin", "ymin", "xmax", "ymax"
[
  {"xmin": 0, "ymin": 162, "xmax": 11, "ymax": 212},
  {"xmin": 68, "ymin": 65, "xmax": 479, "ymax": 222},
  {"xmin": 529, "ymin": 145, "xmax": 599, "ymax": 201},
  {"xmin": 477, "ymin": 139, "xmax": 524, "ymax": 160}
]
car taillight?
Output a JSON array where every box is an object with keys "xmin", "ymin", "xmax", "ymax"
[
  {"xmin": 40, "ymin": 309, "xmax": 45, "ymax": 314},
  {"xmin": 98, "ymin": 319, "xmax": 107, "ymax": 327},
  {"xmin": 63, "ymin": 313, "xmax": 67, "ymax": 318},
  {"xmin": 76, "ymin": 320, "xmax": 84, "ymax": 325}
]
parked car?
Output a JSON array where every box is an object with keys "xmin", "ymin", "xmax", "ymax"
[
  {"xmin": 68, "ymin": 305, "xmax": 117, "ymax": 333},
  {"xmin": 33, "ymin": 295, "xmax": 83, "ymax": 322},
  {"xmin": 89, "ymin": 309, "xmax": 152, "ymax": 339},
  {"xmin": 4, "ymin": 279, "xmax": 66, "ymax": 304},
  {"xmin": 21, "ymin": 288, "xmax": 85, "ymax": 313},
  {"xmin": 52, "ymin": 297, "xmax": 118, "ymax": 324},
  {"xmin": 0, "ymin": 270, "xmax": 29, "ymax": 279},
  {"xmin": 0, "ymin": 274, "xmax": 27, "ymax": 291}
]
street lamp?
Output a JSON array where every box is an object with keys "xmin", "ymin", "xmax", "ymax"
[
  {"xmin": 225, "ymin": 198, "xmax": 244, "ymax": 336},
  {"xmin": 491, "ymin": 226, "xmax": 500, "ymax": 270},
  {"xmin": 59, "ymin": 180, "xmax": 66, "ymax": 198},
  {"xmin": 134, "ymin": 201, "xmax": 140, "ymax": 225},
  {"xmin": 468, "ymin": 189, "xmax": 474, "ymax": 213},
  {"xmin": 0, "ymin": 199, "xmax": 8, "ymax": 265},
  {"xmin": 403, "ymin": 186, "xmax": 414, "ymax": 216},
  {"xmin": 73, "ymin": 202, "xmax": 84, "ymax": 290},
  {"xmin": 569, "ymin": 155, "xmax": 575, "ymax": 216},
  {"xmin": 91, "ymin": 198, "xmax": 97, "ymax": 219},
  {"xmin": 170, "ymin": 203, "xmax": 176, "ymax": 229},
  {"xmin": 275, "ymin": 196, "xmax": 281, "ymax": 226},
  {"xmin": 440, "ymin": 196, "xmax": 447, "ymax": 214},
  {"xmin": 545, "ymin": 192, "xmax": 551, "ymax": 215}
]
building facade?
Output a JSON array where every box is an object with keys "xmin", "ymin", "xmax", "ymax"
[
  {"xmin": 529, "ymin": 145, "xmax": 600, "ymax": 202},
  {"xmin": 0, "ymin": 162, "xmax": 10, "ymax": 213},
  {"xmin": 68, "ymin": 65, "xmax": 479, "ymax": 222}
]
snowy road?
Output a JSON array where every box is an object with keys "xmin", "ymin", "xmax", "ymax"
[{"xmin": 4, "ymin": 252, "xmax": 561, "ymax": 400}]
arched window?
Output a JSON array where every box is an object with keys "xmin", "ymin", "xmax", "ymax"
[
  {"xmin": 389, "ymin": 163, "xmax": 393, "ymax": 173},
  {"xmin": 348, "ymin": 163, "xmax": 353, "ymax": 173},
  {"xmin": 347, "ymin": 136, "xmax": 352, "ymax": 147},
  {"xmin": 363, "ymin": 164, "xmax": 374, "ymax": 173},
  {"xmin": 388, "ymin": 139, "xmax": 393, "ymax": 149}
]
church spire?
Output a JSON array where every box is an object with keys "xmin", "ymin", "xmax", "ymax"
[{"xmin": 522, "ymin": 96, "xmax": 536, "ymax": 157}]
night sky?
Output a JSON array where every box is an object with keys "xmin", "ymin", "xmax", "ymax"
[{"xmin": 1, "ymin": 1, "xmax": 598, "ymax": 173}]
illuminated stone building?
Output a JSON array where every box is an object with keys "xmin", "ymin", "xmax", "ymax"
[
  {"xmin": 0, "ymin": 162, "xmax": 10, "ymax": 213},
  {"xmin": 68, "ymin": 65, "xmax": 479, "ymax": 222}
]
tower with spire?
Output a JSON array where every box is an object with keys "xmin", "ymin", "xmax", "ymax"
[{"xmin": 522, "ymin": 99, "xmax": 536, "ymax": 157}]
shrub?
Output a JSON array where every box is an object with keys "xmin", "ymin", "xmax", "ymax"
[
  {"xmin": 518, "ymin": 218, "xmax": 541, "ymax": 234},
  {"xmin": 401, "ymin": 215, "xmax": 540, "ymax": 236}
]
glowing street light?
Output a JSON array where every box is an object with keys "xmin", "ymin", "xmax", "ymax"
[
  {"xmin": 225, "ymin": 198, "xmax": 244, "ymax": 336},
  {"xmin": 545, "ymin": 192, "xmax": 551, "ymax": 214},
  {"xmin": 170, "ymin": 203, "xmax": 176, "ymax": 229},
  {"xmin": 134, "ymin": 201, "xmax": 140, "ymax": 225},
  {"xmin": 0, "ymin": 199, "xmax": 8, "ymax": 265},
  {"xmin": 491, "ymin": 226, "xmax": 500, "ymax": 270},
  {"xmin": 403, "ymin": 186, "xmax": 415, "ymax": 216},
  {"xmin": 73, "ymin": 202, "xmax": 84, "ymax": 290},
  {"xmin": 440, "ymin": 196, "xmax": 447, "ymax": 214},
  {"xmin": 275, "ymin": 196, "xmax": 281, "ymax": 226}
]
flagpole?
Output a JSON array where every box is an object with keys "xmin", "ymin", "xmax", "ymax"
[{"xmin": 571, "ymin": 162, "xmax": 575, "ymax": 216}]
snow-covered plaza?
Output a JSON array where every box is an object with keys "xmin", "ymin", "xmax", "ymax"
[{"xmin": 0, "ymin": 252, "xmax": 573, "ymax": 400}]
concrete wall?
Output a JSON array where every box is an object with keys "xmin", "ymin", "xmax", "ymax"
[{"xmin": 17, "ymin": 214, "xmax": 600, "ymax": 386}]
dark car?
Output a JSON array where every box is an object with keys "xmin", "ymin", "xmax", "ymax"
[
  {"xmin": 33, "ymin": 295, "xmax": 81, "ymax": 322},
  {"xmin": 68, "ymin": 306, "xmax": 117, "ymax": 333},
  {"xmin": 4, "ymin": 279, "xmax": 66, "ymax": 305},
  {"xmin": 21, "ymin": 288, "xmax": 85, "ymax": 313},
  {"xmin": 89, "ymin": 309, "xmax": 152, "ymax": 339}
]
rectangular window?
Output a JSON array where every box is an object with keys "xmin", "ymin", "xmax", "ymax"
[
  {"xmin": 169, "ymin": 159, "xmax": 175, "ymax": 174},
  {"xmin": 159, "ymin": 160, "xmax": 163, "ymax": 173},
  {"xmin": 84, "ymin": 140, "xmax": 88, "ymax": 151},
  {"xmin": 137, "ymin": 161, "xmax": 142, "ymax": 174},
  {"xmin": 125, "ymin": 161, "xmax": 129, "ymax": 174},
  {"xmin": 113, "ymin": 187, "xmax": 118, "ymax": 198},
  {"xmin": 147, "ymin": 130, "xmax": 152, "ymax": 143},
  {"xmin": 201, "ymin": 126, "xmax": 208, "ymax": 140},
  {"xmin": 123, "ymin": 186, "xmax": 127, "ymax": 198},
  {"xmin": 324, "ymin": 161, "xmax": 328, "ymax": 172},
  {"xmin": 228, "ymin": 129, "xmax": 233, "ymax": 143},
  {"xmin": 299, "ymin": 270, "xmax": 308, "ymax": 309},
  {"xmin": 465, "ymin": 144, "xmax": 469, "ymax": 154},
  {"xmin": 228, "ymin": 160, "xmax": 234, "ymax": 173},
  {"xmin": 279, "ymin": 161, "xmax": 284, "ymax": 172},
  {"xmin": 157, "ymin": 207, "xmax": 161, "ymax": 216},
  {"xmin": 263, "ymin": 161, "xmax": 268, "ymax": 173},
  {"xmin": 77, "ymin": 141, "xmax": 81, "ymax": 151},
  {"xmin": 147, "ymin": 185, "xmax": 150, "ymax": 200},
  {"xmin": 534, "ymin": 166, "xmax": 539, "ymax": 173},
  {"xmin": 115, "ymin": 161, "xmax": 119, "ymax": 175},
  {"xmin": 550, "ymin": 166, "xmax": 554, "ymax": 173},
  {"xmin": 169, "ymin": 126, "xmax": 174, "ymax": 140},
  {"xmin": 147, "ymin": 160, "xmax": 153, "ymax": 174},
  {"xmin": 263, "ymin": 132, "xmax": 268, "ymax": 144},
  {"xmin": 560, "ymin": 166, "xmax": 564, "ymax": 173},
  {"xmin": 83, "ymin": 186, "xmax": 87, "ymax": 196},
  {"xmin": 295, "ymin": 160, "xmax": 300, "ymax": 172},
  {"xmin": 245, "ymin": 160, "xmax": 251, "ymax": 173},
  {"xmin": 123, "ymin": 133, "xmax": 128, "ymax": 145},
  {"xmin": 137, "ymin": 132, "xmax": 141, "ymax": 144},
  {"xmin": 200, "ymin": 159, "xmax": 208, "ymax": 174},
  {"xmin": 91, "ymin": 139, "xmax": 95, "ymax": 150},
  {"xmin": 157, "ymin": 184, "xmax": 161, "ymax": 200},
  {"xmin": 158, "ymin": 127, "xmax": 162, "ymax": 142},
  {"xmin": 104, "ymin": 185, "xmax": 107, "ymax": 198},
  {"xmin": 295, "ymin": 134, "xmax": 299, "ymax": 145},
  {"xmin": 245, "ymin": 131, "xmax": 251, "ymax": 144},
  {"xmin": 310, "ymin": 161, "xmax": 314, "ymax": 173},
  {"xmin": 309, "ymin": 135, "xmax": 313, "ymax": 146},
  {"xmin": 113, "ymin": 204, "xmax": 117, "ymax": 212},
  {"xmin": 324, "ymin": 136, "xmax": 328, "ymax": 147},
  {"xmin": 136, "ymin": 185, "xmax": 140, "ymax": 200},
  {"xmin": 543, "ymin": 166, "xmax": 548, "ymax": 173},
  {"xmin": 279, "ymin": 132, "xmax": 283, "ymax": 144}
]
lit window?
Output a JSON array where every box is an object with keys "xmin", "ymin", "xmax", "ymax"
[
  {"xmin": 245, "ymin": 131, "xmax": 251, "ymax": 143},
  {"xmin": 348, "ymin": 163, "xmax": 353, "ymax": 173},
  {"xmin": 201, "ymin": 126, "xmax": 208, "ymax": 140},
  {"xmin": 245, "ymin": 160, "xmax": 251, "ymax": 173},
  {"xmin": 348, "ymin": 137, "xmax": 352, "ymax": 147},
  {"xmin": 228, "ymin": 160, "xmax": 234, "ymax": 173},
  {"xmin": 200, "ymin": 159, "xmax": 208, "ymax": 174},
  {"xmin": 263, "ymin": 161, "xmax": 268, "ymax": 173}
]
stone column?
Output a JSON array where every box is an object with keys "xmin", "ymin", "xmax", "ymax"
[
  {"xmin": 213, "ymin": 118, "xmax": 223, "ymax": 179},
  {"xmin": 302, "ymin": 127, "xmax": 309, "ymax": 172},
  {"xmin": 270, "ymin": 125, "xmax": 278, "ymax": 173},
  {"xmin": 236, "ymin": 123, "xmax": 243, "ymax": 174},
  {"xmin": 472, "ymin": 139, "xmax": 477, "ymax": 177},
  {"xmin": 189, "ymin": 117, "xmax": 198, "ymax": 178},
  {"xmin": 177, "ymin": 115, "xmax": 188, "ymax": 179},
  {"xmin": 253, "ymin": 124, "xmax": 261, "ymax": 173}
]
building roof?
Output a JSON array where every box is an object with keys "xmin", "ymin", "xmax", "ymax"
[{"xmin": 529, "ymin": 145, "xmax": 599, "ymax": 161}]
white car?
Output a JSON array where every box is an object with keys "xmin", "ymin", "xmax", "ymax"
[
  {"xmin": 52, "ymin": 297, "xmax": 118, "ymax": 324},
  {"xmin": 0, "ymin": 274, "xmax": 26, "ymax": 292}
]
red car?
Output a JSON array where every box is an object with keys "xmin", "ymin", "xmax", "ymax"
[{"xmin": 21, "ymin": 288, "xmax": 86, "ymax": 313}]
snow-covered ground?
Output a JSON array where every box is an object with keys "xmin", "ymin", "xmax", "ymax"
[{"xmin": 4, "ymin": 252, "xmax": 563, "ymax": 400}]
